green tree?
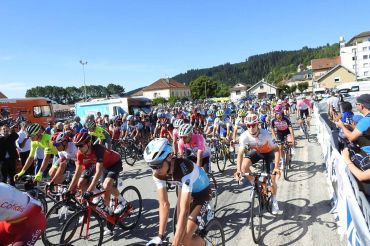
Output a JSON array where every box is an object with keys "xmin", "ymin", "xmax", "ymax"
[
  {"xmin": 168, "ymin": 96, "xmax": 182, "ymax": 105},
  {"xmin": 289, "ymin": 84, "xmax": 297, "ymax": 94},
  {"xmin": 106, "ymin": 83, "xmax": 125, "ymax": 96},
  {"xmin": 152, "ymin": 97, "xmax": 167, "ymax": 106},
  {"xmin": 189, "ymin": 75, "xmax": 218, "ymax": 99},
  {"xmin": 297, "ymin": 82, "xmax": 309, "ymax": 93}
]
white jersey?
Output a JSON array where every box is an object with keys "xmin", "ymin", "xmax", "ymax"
[
  {"xmin": 239, "ymin": 129, "xmax": 276, "ymax": 154},
  {"xmin": 0, "ymin": 183, "xmax": 41, "ymax": 220},
  {"xmin": 58, "ymin": 142, "xmax": 77, "ymax": 162}
]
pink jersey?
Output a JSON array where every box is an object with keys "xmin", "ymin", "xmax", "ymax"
[
  {"xmin": 178, "ymin": 133, "xmax": 206, "ymax": 155},
  {"xmin": 297, "ymin": 99, "xmax": 311, "ymax": 110},
  {"xmin": 172, "ymin": 128, "xmax": 179, "ymax": 141}
]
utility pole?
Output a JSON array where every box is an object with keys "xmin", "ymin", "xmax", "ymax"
[{"xmin": 80, "ymin": 60, "xmax": 88, "ymax": 101}]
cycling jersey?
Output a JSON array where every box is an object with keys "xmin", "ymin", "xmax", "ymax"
[
  {"xmin": 29, "ymin": 134, "xmax": 58, "ymax": 158},
  {"xmin": 172, "ymin": 128, "xmax": 179, "ymax": 140},
  {"xmin": 89, "ymin": 126, "xmax": 110, "ymax": 140},
  {"xmin": 153, "ymin": 158, "xmax": 209, "ymax": 193},
  {"xmin": 206, "ymin": 116, "xmax": 215, "ymax": 127},
  {"xmin": 297, "ymin": 99, "xmax": 311, "ymax": 110},
  {"xmin": 57, "ymin": 142, "xmax": 77, "ymax": 162},
  {"xmin": 76, "ymin": 144, "xmax": 121, "ymax": 170},
  {"xmin": 178, "ymin": 133, "xmax": 210, "ymax": 157},
  {"xmin": 239, "ymin": 129, "xmax": 276, "ymax": 154},
  {"xmin": 271, "ymin": 117, "xmax": 292, "ymax": 132}
]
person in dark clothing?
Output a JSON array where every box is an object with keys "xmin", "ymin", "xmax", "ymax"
[{"xmin": 0, "ymin": 124, "xmax": 19, "ymax": 186}]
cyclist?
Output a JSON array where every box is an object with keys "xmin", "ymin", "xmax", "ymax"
[
  {"xmin": 296, "ymin": 95, "xmax": 312, "ymax": 130},
  {"xmin": 178, "ymin": 123, "xmax": 210, "ymax": 168},
  {"xmin": 144, "ymin": 138, "xmax": 210, "ymax": 246},
  {"xmin": 270, "ymin": 108, "xmax": 295, "ymax": 164},
  {"xmin": 232, "ymin": 109, "xmax": 248, "ymax": 141},
  {"xmin": 67, "ymin": 133, "xmax": 126, "ymax": 221},
  {"xmin": 15, "ymin": 123, "xmax": 58, "ymax": 182},
  {"xmin": 234, "ymin": 113, "xmax": 281, "ymax": 214},
  {"xmin": 86, "ymin": 121, "xmax": 112, "ymax": 149},
  {"xmin": 172, "ymin": 118, "xmax": 184, "ymax": 156},
  {"xmin": 204, "ymin": 109, "xmax": 215, "ymax": 136},
  {"xmin": 48, "ymin": 132, "xmax": 77, "ymax": 185},
  {"xmin": 0, "ymin": 182, "xmax": 46, "ymax": 246},
  {"xmin": 213, "ymin": 110, "xmax": 231, "ymax": 139}
]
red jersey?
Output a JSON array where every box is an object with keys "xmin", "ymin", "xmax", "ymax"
[{"xmin": 76, "ymin": 144, "xmax": 121, "ymax": 169}]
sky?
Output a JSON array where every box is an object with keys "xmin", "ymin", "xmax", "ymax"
[{"xmin": 0, "ymin": 0, "xmax": 370, "ymax": 98}]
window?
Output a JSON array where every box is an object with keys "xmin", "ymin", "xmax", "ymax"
[
  {"xmin": 334, "ymin": 77, "xmax": 340, "ymax": 83},
  {"xmin": 363, "ymin": 47, "xmax": 368, "ymax": 51},
  {"xmin": 365, "ymin": 71, "xmax": 369, "ymax": 76},
  {"xmin": 236, "ymin": 90, "xmax": 241, "ymax": 95},
  {"xmin": 364, "ymin": 55, "xmax": 369, "ymax": 59},
  {"xmin": 33, "ymin": 105, "xmax": 52, "ymax": 118},
  {"xmin": 351, "ymin": 86, "xmax": 359, "ymax": 92},
  {"xmin": 364, "ymin": 63, "xmax": 369, "ymax": 68},
  {"xmin": 260, "ymin": 85, "xmax": 264, "ymax": 89}
]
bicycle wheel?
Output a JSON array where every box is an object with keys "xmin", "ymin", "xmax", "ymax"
[
  {"xmin": 118, "ymin": 186, "xmax": 142, "ymax": 230},
  {"xmin": 250, "ymin": 189, "xmax": 262, "ymax": 244},
  {"xmin": 228, "ymin": 146, "xmax": 236, "ymax": 165},
  {"xmin": 172, "ymin": 205, "xmax": 178, "ymax": 234},
  {"xmin": 288, "ymin": 146, "xmax": 292, "ymax": 168},
  {"xmin": 124, "ymin": 145, "xmax": 138, "ymax": 166},
  {"xmin": 203, "ymin": 218, "xmax": 225, "ymax": 246},
  {"xmin": 216, "ymin": 147, "xmax": 227, "ymax": 173},
  {"xmin": 60, "ymin": 210, "xmax": 103, "ymax": 246},
  {"xmin": 208, "ymin": 173, "xmax": 218, "ymax": 210},
  {"xmin": 42, "ymin": 200, "xmax": 80, "ymax": 246},
  {"xmin": 283, "ymin": 150, "xmax": 288, "ymax": 180}
]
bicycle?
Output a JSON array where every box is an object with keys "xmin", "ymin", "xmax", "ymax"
[
  {"xmin": 172, "ymin": 198, "xmax": 225, "ymax": 246},
  {"xmin": 278, "ymin": 139, "xmax": 293, "ymax": 180},
  {"xmin": 59, "ymin": 186, "xmax": 142, "ymax": 246},
  {"xmin": 241, "ymin": 171, "xmax": 274, "ymax": 244},
  {"xmin": 300, "ymin": 117, "xmax": 310, "ymax": 140}
]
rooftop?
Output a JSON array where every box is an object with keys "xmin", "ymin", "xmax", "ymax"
[
  {"xmin": 0, "ymin": 91, "xmax": 7, "ymax": 98},
  {"xmin": 311, "ymin": 56, "xmax": 341, "ymax": 71},
  {"xmin": 142, "ymin": 78, "xmax": 188, "ymax": 92},
  {"xmin": 347, "ymin": 31, "xmax": 370, "ymax": 45}
]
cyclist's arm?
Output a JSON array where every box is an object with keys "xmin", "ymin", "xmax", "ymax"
[
  {"xmin": 236, "ymin": 145, "xmax": 244, "ymax": 173},
  {"xmin": 87, "ymin": 162, "xmax": 103, "ymax": 192},
  {"xmin": 172, "ymin": 191, "xmax": 191, "ymax": 246},
  {"xmin": 177, "ymin": 139, "xmax": 185, "ymax": 156},
  {"xmin": 289, "ymin": 126, "xmax": 295, "ymax": 143},
  {"xmin": 197, "ymin": 149, "xmax": 203, "ymax": 167},
  {"xmin": 232, "ymin": 126, "xmax": 238, "ymax": 141},
  {"xmin": 270, "ymin": 125, "xmax": 277, "ymax": 141},
  {"xmin": 38, "ymin": 153, "xmax": 52, "ymax": 174},
  {"xmin": 69, "ymin": 164, "xmax": 83, "ymax": 192},
  {"xmin": 157, "ymin": 187, "xmax": 170, "ymax": 240},
  {"xmin": 172, "ymin": 135, "xmax": 178, "ymax": 155}
]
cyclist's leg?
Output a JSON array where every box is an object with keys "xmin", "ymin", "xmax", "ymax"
[
  {"xmin": 102, "ymin": 161, "xmax": 123, "ymax": 206},
  {"xmin": 263, "ymin": 152, "xmax": 277, "ymax": 196},
  {"xmin": 243, "ymin": 150, "xmax": 262, "ymax": 184},
  {"xmin": 50, "ymin": 160, "xmax": 67, "ymax": 184},
  {"xmin": 305, "ymin": 109, "xmax": 310, "ymax": 127},
  {"xmin": 276, "ymin": 132, "xmax": 285, "ymax": 161}
]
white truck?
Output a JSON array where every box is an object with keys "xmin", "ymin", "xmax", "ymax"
[
  {"xmin": 336, "ymin": 81, "xmax": 370, "ymax": 97},
  {"xmin": 75, "ymin": 97, "xmax": 151, "ymax": 123}
]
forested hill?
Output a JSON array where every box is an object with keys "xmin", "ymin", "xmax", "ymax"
[{"xmin": 172, "ymin": 43, "xmax": 339, "ymax": 86}]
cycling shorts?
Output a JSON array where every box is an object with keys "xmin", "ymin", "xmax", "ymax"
[
  {"xmin": 299, "ymin": 109, "xmax": 309, "ymax": 119},
  {"xmin": 245, "ymin": 150, "xmax": 275, "ymax": 174},
  {"xmin": 191, "ymin": 186, "xmax": 211, "ymax": 208},
  {"xmin": 101, "ymin": 161, "xmax": 123, "ymax": 187},
  {"xmin": 276, "ymin": 130, "xmax": 290, "ymax": 143},
  {"xmin": 0, "ymin": 204, "xmax": 46, "ymax": 246}
]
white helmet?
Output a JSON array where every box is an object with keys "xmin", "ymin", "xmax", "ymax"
[
  {"xmin": 244, "ymin": 114, "xmax": 259, "ymax": 125},
  {"xmin": 173, "ymin": 119, "xmax": 184, "ymax": 128},
  {"xmin": 144, "ymin": 138, "xmax": 173, "ymax": 166},
  {"xmin": 178, "ymin": 123, "xmax": 193, "ymax": 137}
]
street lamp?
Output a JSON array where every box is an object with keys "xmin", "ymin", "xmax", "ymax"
[{"xmin": 79, "ymin": 60, "xmax": 88, "ymax": 101}]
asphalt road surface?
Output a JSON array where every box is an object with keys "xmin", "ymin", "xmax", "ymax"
[{"xmin": 37, "ymin": 116, "xmax": 346, "ymax": 246}]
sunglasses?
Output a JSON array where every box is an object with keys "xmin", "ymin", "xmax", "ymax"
[
  {"xmin": 150, "ymin": 164, "xmax": 163, "ymax": 170},
  {"xmin": 247, "ymin": 124, "xmax": 257, "ymax": 128},
  {"xmin": 76, "ymin": 143, "xmax": 86, "ymax": 148}
]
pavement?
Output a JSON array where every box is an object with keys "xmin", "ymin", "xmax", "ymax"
[{"xmin": 36, "ymin": 116, "xmax": 346, "ymax": 246}]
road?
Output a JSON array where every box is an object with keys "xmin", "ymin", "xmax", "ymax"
[{"xmin": 37, "ymin": 117, "xmax": 346, "ymax": 246}]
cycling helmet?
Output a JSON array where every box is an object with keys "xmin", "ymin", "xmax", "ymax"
[
  {"xmin": 244, "ymin": 114, "xmax": 259, "ymax": 125},
  {"xmin": 178, "ymin": 123, "xmax": 193, "ymax": 137},
  {"xmin": 207, "ymin": 109, "xmax": 214, "ymax": 115},
  {"xmin": 273, "ymin": 105, "xmax": 283, "ymax": 112},
  {"xmin": 51, "ymin": 132, "xmax": 68, "ymax": 144},
  {"xmin": 26, "ymin": 123, "xmax": 41, "ymax": 136},
  {"xmin": 237, "ymin": 109, "xmax": 247, "ymax": 117},
  {"xmin": 72, "ymin": 132, "xmax": 91, "ymax": 146},
  {"xmin": 216, "ymin": 110, "xmax": 224, "ymax": 117},
  {"xmin": 85, "ymin": 121, "xmax": 96, "ymax": 129},
  {"xmin": 144, "ymin": 138, "xmax": 173, "ymax": 166},
  {"xmin": 173, "ymin": 119, "xmax": 184, "ymax": 128},
  {"xmin": 127, "ymin": 115, "xmax": 134, "ymax": 121}
]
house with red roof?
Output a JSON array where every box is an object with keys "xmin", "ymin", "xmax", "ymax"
[{"xmin": 142, "ymin": 78, "xmax": 191, "ymax": 99}]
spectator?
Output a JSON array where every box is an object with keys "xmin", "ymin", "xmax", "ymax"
[
  {"xmin": 95, "ymin": 111, "xmax": 103, "ymax": 123},
  {"xmin": 335, "ymin": 94, "xmax": 370, "ymax": 155},
  {"xmin": 327, "ymin": 92, "xmax": 340, "ymax": 120},
  {"xmin": 45, "ymin": 121, "xmax": 54, "ymax": 134},
  {"xmin": 0, "ymin": 124, "xmax": 19, "ymax": 186},
  {"xmin": 51, "ymin": 122, "xmax": 63, "ymax": 134},
  {"xmin": 333, "ymin": 101, "xmax": 354, "ymax": 152},
  {"xmin": 16, "ymin": 121, "xmax": 32, "ymax": 175},
  {"xmin": 15, "ymin": 111, "xmax": 26, "ymax": 124},
  {"xmin": 72, "ymin": 116, "xmax": 83, "ymax": 133}
]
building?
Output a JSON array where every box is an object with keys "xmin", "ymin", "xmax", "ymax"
[
  {"xmin": 123, "ymin": 87, "xmax": 145, "ymax": 97},
  {"xmin": 142, "ymin": 78, "xmax": 191, "ymax": 100},
  {"xmin": 247, "ymin": 79, "xmax": 278, "ymax": 99},
  {"xmin": 0, "ymin": 91, "xmax": 7, "ymax": 99},
  {"xmin": 230, "ymin": 83, "xmax": 251, "ymax": 101},
  {"xmin": 316, "ymin": 65, "xmax": 356, "ymax": 89},
  {"xmin": 340, "ymin": 31, "xmax": 370, "ymax": 80},
  {"xmin": 311, "ymin": 56, "xmax": 341, "ymax": 80},
  {"xmin": 286, "ymin": 70, "xmax": 313, "ymax": 93}
]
